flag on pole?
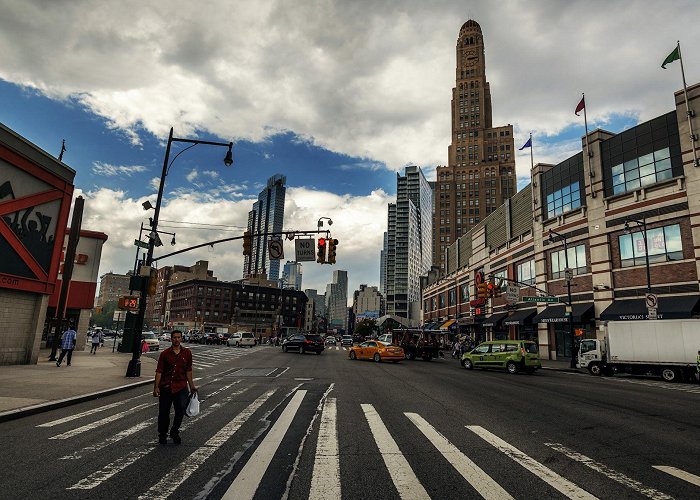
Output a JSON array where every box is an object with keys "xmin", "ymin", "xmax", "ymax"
[
  {"xmin": 661, "ymin": 44, "xmax": 680, "ymax": 69},
  {"xmin": 519, "ymin": 137, "xmax": 532, "ymax": 150},
  {"xmin": 575, "ymin": 96, "xmax": 585, "ymax": 116}
]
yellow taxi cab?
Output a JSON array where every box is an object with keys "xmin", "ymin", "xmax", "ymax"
[{"xmin": 348, "ymin": 340, "xmax": 404, "ymax": 363}]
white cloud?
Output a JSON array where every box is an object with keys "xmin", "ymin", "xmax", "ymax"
[
  {"xmin": 202, "ymin": 170, "xmax": 219, "ymax": 179},
  {"xmin": 79, "ymin": 184, "xmax": 394, "ymax": 302},
  {"xmin": 92, "ymin": 161, "xmax": 147, "ymax": 177},
  {"xmin": 185, "ymin": 169, "xmax": 198, "ymax": 182},
  {"xmin": 2, "ymin": 0, "xmax": 697, "ymax": 181}
]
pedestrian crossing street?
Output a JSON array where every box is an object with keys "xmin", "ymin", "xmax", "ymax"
[{"xmin": 31, "ymin": 377, "xmax": 700, "ymax": 499}]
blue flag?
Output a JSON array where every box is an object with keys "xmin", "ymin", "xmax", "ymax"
[{"xmin": 519, "ymin": 137, "xmax": 532, "ymax": 150}]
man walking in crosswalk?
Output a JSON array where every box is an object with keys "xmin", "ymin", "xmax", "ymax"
[{"xmin": 153, "ymin": 330, "xmax": 197, "ymax": 444}]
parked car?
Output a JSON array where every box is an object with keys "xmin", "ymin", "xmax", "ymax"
[
  {"xmin": 158, "ymin": 333, "xmax": 170, "ymax": 342},
  {"xmin": 341, "ymin": 335, "xmax": 354, "ymax": 347},
  {"xmin": 461, "ymin": 340, "xmax": 541, "ymax": 374},
  {"xmin": 142, "ymin": 332, "xmax": 160, "ymax": 351},
  {"xmin": 378, "ymin": 334, "xmax": 392, "ymax": 344},
  {"xmin": 349, "ymin": 340, "xmax": 404, "ymax": 363},
  {"xmin": 325, "ymin": 336, "xmax": 337, "ymax": 346},
  {"xmin": 228, "ymin": 331, "xmax": 256, "ymax": 348},
  {"xmin": 204, "ymin": 333, "xmax": 219, "ymax": 345},
  {"xmin": 282, "ymin": 334, "xmax": 324, "ymax": 354}
]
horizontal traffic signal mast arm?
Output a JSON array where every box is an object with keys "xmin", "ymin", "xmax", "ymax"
[
  {"xmin": 151, "ymin": 229, "xmax": 330, "ymax": 262},
  {"xmin": 486, "ymin": 274, "xmax": 563, "ymax": 302}
]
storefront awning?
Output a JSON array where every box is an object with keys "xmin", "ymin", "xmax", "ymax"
[
  {"xmin": 532, "ymin": 303, "xmax": 595, "ymax": 324},
  {"xmin": 422, "ymin": 322, "xmax": 437, "ymax": 330},
  {"xmin": 482, "ymin": 311, "xmax": 508, "ymax": 328},
  {"xmin": 503, "ymin": 308, "xmax": 537, "ymax": 326},
  {"xmin": 439, "ymin": 319, "xmax": 456, "ymax": 330},
  {"xmin": 600, "ymin": 296, "xmax": 700, "ymax": 321}
]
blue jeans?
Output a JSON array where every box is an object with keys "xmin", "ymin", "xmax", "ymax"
[{"xmin": 158, "ymin": 388, "xmax": 189, "ymax": 437}]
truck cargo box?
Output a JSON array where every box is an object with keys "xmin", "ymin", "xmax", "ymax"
[{"xmin": 607, "ymin": 319, "xmax": 700, "ymax": 365}]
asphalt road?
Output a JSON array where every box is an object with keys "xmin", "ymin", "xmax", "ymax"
[{"xmin": 2, "ymin": 342, "xmax": 699, "ymax": 499}]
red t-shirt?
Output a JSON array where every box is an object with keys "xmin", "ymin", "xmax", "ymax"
[{"xmin": 156, "ymin": 346, "xmax": 193, "ymax": 393}]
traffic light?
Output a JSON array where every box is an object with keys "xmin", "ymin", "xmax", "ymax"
[
  {"xmin": 327, "ymin": 238, "xmax": 338, "ymax": 264},
  {"xmin": 242, "ymin": 231, "xmax": 252, "ymax": 256},
  {"xmin": 477, "ymin": 282, "xmax": 489, "ymax": 299},
  {"xmin": 317, "ymin": 237, "xmax": 326, "ymax": 263},
  {"xmin": 486, "ymin": 281, "xmax": 496, "ymax": 298}
]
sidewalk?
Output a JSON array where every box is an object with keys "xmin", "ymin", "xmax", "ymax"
[
  {"xmin": 540, "ymin": 358, "xmax": 586, "ymax": 373},
  {"xmin": 0, "ymin": 345, "xmax": 157, "ymax": 422}
]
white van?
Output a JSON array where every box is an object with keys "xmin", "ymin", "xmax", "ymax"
[{"xmin": 227, "ymin": 331, "xmax": 256, "ymax": 348}]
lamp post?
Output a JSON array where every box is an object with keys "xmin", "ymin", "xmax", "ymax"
[
  {"xmin": 549, "ymin": 229, "xmax": 577, "ymax": 368},
  {"xmin": 126, "ymin": 127, "xmax": 233, "ymax": 377},
  {"xmin": 624, "ymin": 216, "xmax": 651, "ymax": 293}
]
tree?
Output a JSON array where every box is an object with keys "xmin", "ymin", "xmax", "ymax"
[
  {"xmin": 354, "ymin": 318, "xmax": 377, "ymax": 338},
  {"xmin": 91, "ymin": 300, "xmax": 118, "ymax": 328}
]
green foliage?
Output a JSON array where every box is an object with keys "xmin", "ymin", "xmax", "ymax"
[
  {"xmin": 92, "ymin": 301, "xmax": 118, "ymax": 328},
  {"xmin": 354, "ymin": 318, "xmax": 377, "ymax": 337}
]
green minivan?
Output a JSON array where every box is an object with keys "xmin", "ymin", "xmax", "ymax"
[{"xmin": 461, "ymin": 340, "xmax": 541, "ymax": 374}]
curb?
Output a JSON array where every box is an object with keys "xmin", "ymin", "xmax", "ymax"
[
  {"xmin": 541, "ymin": 365, "xmax": 587, "ymax": 374},
  {"xmin": 0, "ymin": 379, "xmax": 153, "ymax": 424}
]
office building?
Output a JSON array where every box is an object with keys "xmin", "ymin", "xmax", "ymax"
[
  {"xmin": 433, "ymin": 19, "xmax": 516, "ymax": 272},
  {"xmin": 326, "ymin": 270, "xmax": 348, "ymax": 332},
  {"xmin": 244, "ymin": 174, "xmax": 286, "ymax": 281},
  {"xmin": 282, "ymin": 261, "xmax": 302, "ymax": 290}
]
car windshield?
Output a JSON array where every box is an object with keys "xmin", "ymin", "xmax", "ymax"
[
  {"xmin": 524, "ymin": 343, "xmax": 538, "ymax": 354},
  {"xmin": 242, "ymin": 333, "xmax": 254, "ymax": 338}
]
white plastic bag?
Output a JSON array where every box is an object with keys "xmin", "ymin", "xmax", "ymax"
[{"xmin": 185, "ymin": 392, "xmax": 200, "ymax": 417}]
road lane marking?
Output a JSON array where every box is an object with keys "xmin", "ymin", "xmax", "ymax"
[
  {"xmin": 139, "ymin": 389, "xmax": 278, "ymax": 500},
  {"xmin": 467, "ymin": 426, "xmax": 596, "ymax": 500},
  {"xmin": 309, "ymin": 397, "xmax": 340, "ymax": 500},
  {"xmin": 362, "ymin": 403, "xmax": 430, "ymax": 499},
  {"xmin": 67, "ymin": 383, "xmax": 251, "ymax": 490},
  {"xmin": 60, "ymin": 419, "xmax": 154, "ymax": 460},
  {"xmin": 37, "ymin": 395, "xmax": 145, "ymax": 427},
  {"xmin": 545, "ymin": 444, "xmax": 673, "ymax": 499},
  {"xmin": 653, "ymin": 466, "xmax": 700, "ymax": 487},
  {"xmin": 406, "ymin": 413, "xmax": 512, "ymax": 500},
  {"xmin": 222, "ymin": 390, "xmax": 307, "ymax": 500},
  {"xmin": 274, "ymin": 367, "xmax": 290, "ymax": 378},
  {"xmin": 50, "ymin": 402, "xmax": 151, "ymax": 439}
]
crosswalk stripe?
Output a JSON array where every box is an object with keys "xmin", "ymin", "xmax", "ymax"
[
  {"xmin": 544, "ymin": 443, "xmax": 673, "ymax": 499},
  {"xmin": 50, "ymin": 402, "xmax": 151, "ymax": 440},
  {"xmin": 37, "ymin": 395, "xmax": 145, "ymax": 427},
  {"xmin": 309, "ymin": 397, "xmax": 341, "ymax": 500},
  {"xmin": 139, "ymin": 389, "xmax": 278, "ymax": 500},
  {"xmin": 60, "ymin": 419, "xmax": 154, "ymax": 460},
  {"xmin": 361, "ymin": 403, "xmax": 430, "ymax": 499},
  {"xmin": 223, "ymin": 390, "xmax": 307, "ymax": 500},
  {"xmin": 406, "ymin": 413, "xmax": 512, "ymax": 499},
  {"xmin": 653, "ymin": 465, "xmax": 700, "ymax": 487},
  {"xmin": 467, "ymin": 426, "xmax": 596, "ymax": 500}
]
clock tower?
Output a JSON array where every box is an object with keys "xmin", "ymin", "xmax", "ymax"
[{"xmin": 433, "ymin": 20, "xmax": 516, "ymax": 271}]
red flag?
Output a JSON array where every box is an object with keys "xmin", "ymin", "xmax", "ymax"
[{"xmin": 575, "ymin": 96, "xmax": 585, "ymax": 116}]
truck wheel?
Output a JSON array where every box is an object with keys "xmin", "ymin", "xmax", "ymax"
[
  {"xmin": 661, "ymin": 368, "xmax": 678, "ymax": 382},
  {"xmin": 588, "ymin": 362, "xmax": 602, "ymax": 376},
  {"xmin": 506, "ymin": 361, "xmax": 518, "ymax": 374},
  {"xmin": 463, "ymin": 359, "xmax": 474, "ymax": 370},
  {"xmin": 374, "ymin": 353, "xmax": 381, "ymax": 363}
]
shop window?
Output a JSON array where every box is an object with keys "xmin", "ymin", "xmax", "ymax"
[{"xmin": 618, "ymin": 224, "xmax": 682, "ymax": 267}]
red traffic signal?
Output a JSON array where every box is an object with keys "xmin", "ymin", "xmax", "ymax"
[{"xmin": 317, "ymin": 238, "xmax": 327, "ymax": 263}]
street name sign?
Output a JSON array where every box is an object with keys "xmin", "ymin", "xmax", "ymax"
[
  {"xmin": 134, "ymin": 239, "xmax": 149, "ymax": 249},
  {"xmin": 523, "ymin": 295, "xmax": 559, "ymax": 303},
  {"xmin": 295, "ymin": 238, "xmax": 315, "ymax": 262}
]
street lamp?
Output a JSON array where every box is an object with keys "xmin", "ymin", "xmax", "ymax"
[
  {"xmin": 317, "ymin": 217, "xmax": 333, "ymax": 229},
  {"xmin": 549, "ymin": 229, "xmax": 577, "ymax": 368},
  {"xmin": 624, "ymin": 216, "xmax": 651, "ymax": 293},
  {"xmin": 127, "ymin": 127, "xmax": 233, "ymax": 377}
]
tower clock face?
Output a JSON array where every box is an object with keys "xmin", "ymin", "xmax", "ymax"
[{"xmin": 465, "ymin": 50, "xmax": 478, "ymax": 66}]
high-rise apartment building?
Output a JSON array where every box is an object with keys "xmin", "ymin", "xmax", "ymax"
[
  {"xmin": 383, "ymin": 166, "xmax": 433, "ymax": 324},
  {"xmin": 244, "ymin": 174, "xmax": 286, "ymax": 281},
  {"xmin": 433, "ymin": 19, "xmax": 516, "ymax": 271},
  {"xmin": 325, "ymin": 270, "xmax": 348, "ymax": 332}
]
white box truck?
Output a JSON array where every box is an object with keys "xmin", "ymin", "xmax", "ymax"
[{"xmin": 577, "ymin": 320, "xmax": 700, "ymax": 382}]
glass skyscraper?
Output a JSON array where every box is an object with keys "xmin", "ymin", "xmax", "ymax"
[{"xmin": 244, "ymin": 174, "xmax": 286, "ymax": 281}]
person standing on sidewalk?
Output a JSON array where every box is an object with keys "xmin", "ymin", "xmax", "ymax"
[
  {"xmin": 56, "ymin": 325, "xmax": 77, "ymax": 367},
  {"xmin": 153, "ymin": 330, "xmax": 197, "ymax": 445}
]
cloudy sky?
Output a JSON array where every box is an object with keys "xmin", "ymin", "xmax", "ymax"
[{"xmin": 1, "ymin": 0, "xmax": 699, "ymax": 302}]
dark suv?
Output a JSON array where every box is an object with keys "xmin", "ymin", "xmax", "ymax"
[{"xmin": 281, "ymin": 334, "xmax": 325, "ymax": 354}]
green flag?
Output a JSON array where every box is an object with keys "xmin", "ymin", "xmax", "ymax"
[{"xmin": 662, "ymin": 45, "xmax": 680, "ymax": 69}]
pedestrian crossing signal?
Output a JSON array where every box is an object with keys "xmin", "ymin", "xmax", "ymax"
[{"xmin": 317, "ymin": 238, "xmax": 326, "ymax": 264}]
